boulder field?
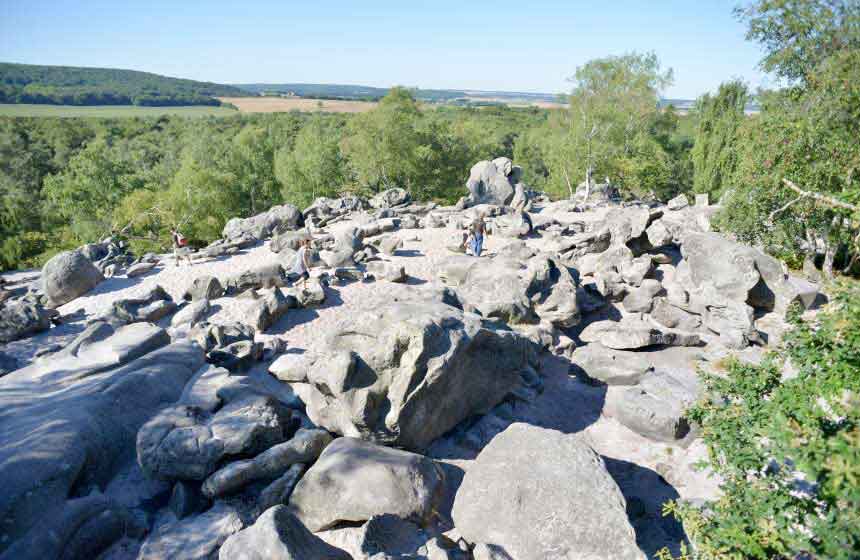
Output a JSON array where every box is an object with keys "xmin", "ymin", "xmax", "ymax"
[{"xmin": 0, "ymin": 173, "xmax": 823, "ymax": 559}]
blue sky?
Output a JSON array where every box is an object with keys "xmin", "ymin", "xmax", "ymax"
[{"xmin": 0, "ymin": 1, "xmax": 768, "ymax": 99}]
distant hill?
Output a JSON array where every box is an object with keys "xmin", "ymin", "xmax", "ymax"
[{"xmin": 0, "ymin": 62, "xmax": 245, "ymax": 106}]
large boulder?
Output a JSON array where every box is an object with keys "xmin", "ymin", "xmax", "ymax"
[
  {"xmin": 370, "ymin": 187, "xmax": 411, "ymax": 209},
  {"xmin": 223, "ymin": 204, "xmax": 303, "ymax": 241},
  {"xmin": 228, "ymin": 263, "xmax": 290, "ymax": 293},
  {"xmin": 219, "ymin": 506, "xmax": 351, "ymax": 560},
  {"xmin": 296, "ymin": 301, "xmax": 532, "ymax": 450},
  {"xmin": 452, "ymin": 423, "xmax": 643, "ymax": 560},
  {"xmin": 610, "ymin": 369, "xmax": 700, "ymax": 442},
  {"xmin": 289, "ymin": 437, "xmax": 446, "ymax": 532},
  {"xmin": 493, "ymin": 211, "xmax": 532, "ymax": 238},
  {"xmin": 0, "ymin": 301, "xmax": 55, "ymax": 343},
  {"xmin": 41, "ymin": 249, "xmax": 104, "ymax": 307},
  {"xmin": 183, "ymin": 275, "xmax": 224, "ymax": 301},
  {"xmin": 465, "ymin": 158, "xmax": 520, "ymax": 207},
  {"xmin": 104, "ymin": 285, "xmax": 177, "ymax": 325}
]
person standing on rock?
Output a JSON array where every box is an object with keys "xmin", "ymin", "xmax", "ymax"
[
  {"xmin": 470, "ymin": 215, "xmax": 486, "ymax": 257},
  {"xmin": 171, "ymin": 229, "xmax": 192, "ymax": 266},
  {"xmin": 292, "ymin": 237, "xmax": 312, "ymax": 289}
]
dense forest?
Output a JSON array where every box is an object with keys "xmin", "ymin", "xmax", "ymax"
[{"xmin": 0, "ymin": 62, "xmax": 245, "ymax": 106}]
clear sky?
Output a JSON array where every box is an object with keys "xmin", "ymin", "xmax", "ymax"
[{"xmin": 0, "ymin": 0, "xmax": 768, "ymax": 99}]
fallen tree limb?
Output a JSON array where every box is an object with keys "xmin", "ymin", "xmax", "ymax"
[{"xmin": 782, "ymin": 178, "xmax": 860, "ymax": 212}]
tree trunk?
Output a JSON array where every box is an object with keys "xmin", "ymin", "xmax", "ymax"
[{"xmin": 822, "ymin": 242, "xmax": 836, "ymax": 279}]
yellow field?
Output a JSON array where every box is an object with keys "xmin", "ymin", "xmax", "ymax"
[{"xmin": 219, "ymin": 96, "xmax": 378, "ymax": 114}]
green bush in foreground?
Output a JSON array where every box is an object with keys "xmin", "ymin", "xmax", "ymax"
[{"xmin": 662, "ymin": 281, "xmax": 860, "ymax": 559}]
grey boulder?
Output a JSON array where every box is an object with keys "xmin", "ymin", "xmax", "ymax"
[
  {"xmin": 297, "ymin": 301, "xmax": 531, "ymax": 450},
  {"xmin": 138, "ymin": 502, "xmax": 244, "ymax": 560},
  {"xmin": 219, "ymin": 505, "xmax": 352, "ymax": 560},
  {"xmin": 452, "ymin": 423, "xmax": 643, "ymax": 560},
  {"xmin": 370, "ymin": 187, "xmax": 411, "ymax": 209},
  {"xmin": 183, "ymin": 275, "xmax": 225, "ymax": 301},
  {"xmin": 570, "ymin": 343, "xmax": 654, "ymax": 385},
  {"xmin": 0, "ymin": 301, "xmax": 56, "ymax": 343},
  {"xmin": 579, "ymin": 317, "xmax": 700, "ymax": 350},
  {"xmin": 41, "ymin": 249, "xmax": 104, "ymax": 307},
  {"xmin": 465, "ymin": 157, "xmax": 519, "ymax": 207},
  {"xmin": 289, "ymin": 437, "xmax": 446, "ymax": 532},
  {"xmin": 611, "ymin": 369, "xmax": 700, "ymax": 442}
]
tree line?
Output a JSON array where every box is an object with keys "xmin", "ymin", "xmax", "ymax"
[{"xmin": 0, "ymin": 62, "xmax": 244, "ymax": 106}]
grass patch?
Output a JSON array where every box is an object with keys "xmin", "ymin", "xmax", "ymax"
[{"xmin": 0, "ymin": 104, "xmax": 238, "ymax": 118}]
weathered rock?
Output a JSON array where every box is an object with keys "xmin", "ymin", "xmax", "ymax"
[
  {"xmin": 286, "ymin": 278, "xmax": 326, "ymax": 307},
  {"xmin": 667, "ymin": 193, "xmax": 689, "ymax": 210},
  {"xmin": 169, "ymin": 481, "xmax": 208, "ymax": 520},
  {"xmin": 374, "ymin": 234, "xmax": 404, "ymax": 256},
  {"xmin": 170, "ymin": 299, "xmax": 211, "ymax": 329},
  {"xmin": 258, "ymin": 463, "xmax": 307, "ymax": 511},
  {"xmin": 493, "ymin": 211, "xmax": 532, "ymax": 238},
  {"xmin": 298, "ymin": 301, "xmax": 531, "ymax": 450},
  {"xmin": 622, "ymin": 279, "xmax": 662, "ymax": 313},
  {"xmin": 105, "ymin": 285, "xmax": 177, "ymax": 325},
  {"xmin": 229, "ymin": 263, "xmax": 290, "ymax": 292},
  {"xmin": 0, "ymin": 351, "xmax": 20, "ymax": 376},
  {"xmin": 126, "ymin": 261, "xmax": 157, "ymax": 277},
  {"xmin": 207, "ymin": 340, "xmax": 264, "ymax": 372},
  {"xmin": 202, "ymin": 429, "xmax": 332, "ymax": 498},
  {"xmin": 620, "ymin": 255, "xmax": 653, "ymax": 287},
  {"xmin": 0, "ymin": 334, "xmax": 203, "ymax": 553},
  {"xmin": 0, "ymin": 493, "xmax": 142, "ymax": 560},
  {"xmin": 472, "ymin": 543, "xmax": 515, "ymax": 560},
  {"xmin": 452, "ymin": 423, "xmax": 643, "ymax": 560},
  {"xmin": 245, "ymin": 288, "xmax": 296, "ymax": 332},
  {"xmin": 365, "ymin": 261, "xmax": 407, "ymax": 283},
  {"xmin": 290, "ymin": 437, "xmax": 446, "ymax": 532},
  {"xmin": 139, "ymin": 502, "xmax": 244, "ymax": 560},
  {"xmin": 612, "ymin": 369, "xmax": 700, "ymax": 442},
  {"xmin": 41, "ymin": 249, "xmax": 104, "ymax": 307},
  {"xmin": 224, "ymin": 204, "xmax": 303, "ymax": 241},
  {"xmin": 191, "ymin": 321, "xmax": 255, "ymax": 353},
  {"xmin": 137, "ymin": 393, "xmax": 292, "ymax": 481},
  {"xmin": 271, "ymin": 230, "xmax": 312, "ymax": 254},
  {"xmin": 370, "ymin": 187, "xmax": 411, "ymax": 209},
  {"xmin": 579, "ymin": 317, "xmax": 701, "ymax": 350},
  {"xmin": 650, "ymin": 298, "xmax": 702, "ymax": 332},
  {"xmin": 269, "ymin": 352, "xmax": 313, "ymax": 382},
  {"xmin": 0, "ymin": 301, "xmax": 55, "ymax": 343},
  {"xmin": 219, "ymin": 505, "xmax": 351, "ymax": 560},
  {"xmin": 464, "ymin": 158, "xmax": 518, "ymax": 207},
  {"xmin": 570, "ymin": 343, "xmax": 654, "ymax": 385},
  {"xmin": 183, "ymin": 275, "xmax": 225, "ymax": 301}
]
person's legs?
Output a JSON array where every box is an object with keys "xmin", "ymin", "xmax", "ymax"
[
  {"xmin": 173, "ymin": 247, "xmax": 179, "ymax": 266},
  {"xmin": 473, "ymin": 234, "xmax": 484, "ymax": 257}
]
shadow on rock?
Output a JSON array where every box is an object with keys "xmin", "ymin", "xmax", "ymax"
[{"xmin": 603, "ymin": 456, "xmax": 689, "ymax": 559}]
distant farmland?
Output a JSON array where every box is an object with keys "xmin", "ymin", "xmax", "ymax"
[
  {"xmin": 0, "ymin": 103, "xmax": 238, "ymax": 118},
  {"xmin": 219, "ymin": 96, "xmax": 378, "ymax": 113}
]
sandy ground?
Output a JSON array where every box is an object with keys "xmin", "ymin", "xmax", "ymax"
[
  {"xmin": 219, "ymin": 96, "xmax": 378, "ymax": 113},
  {"xmin": 1, "ymin": 217, "xmax": 721, "ymax": 558}
]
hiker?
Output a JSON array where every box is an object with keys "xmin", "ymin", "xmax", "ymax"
[
  {"xmin": 469, "ymin": 214, "xmax": 486, "ymax": 257},
  {"xmin": 171, "ymin": 229, "xmax": 192, "ymax": 266},
  {"xmin": 292, "ymin": 237, "xmax": 312, "ymax": 289}
]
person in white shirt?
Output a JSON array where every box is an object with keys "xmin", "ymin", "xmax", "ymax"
[{"xmin": 292, "ymin": 237, "xmax": 312, "ymax": 289}]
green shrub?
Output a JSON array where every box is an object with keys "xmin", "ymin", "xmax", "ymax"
[{"xmin": 665, "ymin": 281, "xmax": 860, "ymax": 559}]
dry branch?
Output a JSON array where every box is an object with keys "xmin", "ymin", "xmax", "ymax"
[{"xmin": 782, "ymin": 178, "xmax": 860, "ymax": 212}]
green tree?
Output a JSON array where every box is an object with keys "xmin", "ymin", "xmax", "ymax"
[
  {"xmin": 539, "ymin": 52, "xmax": 674, "ymax": 198},
  {"xmin": 691, "ymin": 80, "xmax": 749, "ymax": 199},
  {"xmin": 275, "ymin": 114, "xmax": 346, "ymax": 208},
  {"xmin": 341, "ymin": 87, "xmax": 424, "ymax": 194}
]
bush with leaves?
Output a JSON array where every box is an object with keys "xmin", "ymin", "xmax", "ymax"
[{"xmin": 663, "ymin": 281, "xmax": 860, "ymax": 559}]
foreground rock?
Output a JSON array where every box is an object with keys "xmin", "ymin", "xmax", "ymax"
[
  {"xmin": 0, "ymin": 327, "xmax": 203, "ymax": 554},
  {"xmin": 452, "ymin": 423, "xmax": 643, "ymax": 560},
  {"xmin": 0, "ymin": 301, "xmax": 56, "ymax": 343},
  {"xmin": 219, "ymin": 505, "xmax": 352, "ymax": 560},
  {"xmin": 296, "ymin": 301, "xmax": 532, "ymax": 450},
  {"xmin": 610, "ymin": 369, "xmax": 700, "ymax": 442},
  {"xmin": 290, "ymin": 437, "xmax": 446, "ymax": 532},
  {"xmin": 41, "ymin": 249, "xmax": 104, "ymax": 307},
  {"xmin": 138, "ymin": 502, "xmax": 244, "ymax": 560}
]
